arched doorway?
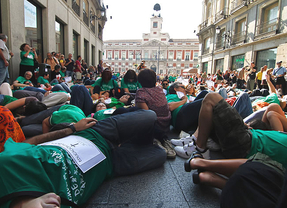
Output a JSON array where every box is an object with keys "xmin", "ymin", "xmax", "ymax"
[{"xmin": 150, "ymin": 64, "xmax": 156, "ymax": 73}]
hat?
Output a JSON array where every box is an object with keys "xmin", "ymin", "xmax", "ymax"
[{"xmin": 277, "ymin": 61, "xmax": 282, "ymax": 64}]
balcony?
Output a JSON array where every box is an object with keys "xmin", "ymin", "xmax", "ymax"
[
  {"xmin": 255, "ymin": 18, "xmax": 278, "ymax": 38},
  {"xmin": 232, "ymin": 31, "xmax": 246, "ymax": 44},
  {"xmin": 202, "ymin": 49, "xmax": 210, "ymax": 55},
  {"xmin": 83, "ymin": 12, "xmax": 89, "ymax": 27},
  {"xmin": 230, "ymin": 0, "xmax": 247, "ymax": 14},
  {"xmin": 215, "ymin": 7, "xmax": 229, "ymax": 23},
  {"xmin": 72, "ymin": 1, "xmax": 80, "ymax": 16},
  {"xmin": 199, "ymin": 19, "xmax": 208, "ymax": 31}
]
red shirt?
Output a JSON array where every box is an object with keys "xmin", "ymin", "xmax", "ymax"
[{"xmin": 74, "ymin": 60, "xmax": 81, "ymax": 72}]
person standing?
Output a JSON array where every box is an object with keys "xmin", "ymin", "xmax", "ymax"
[
  {"xmin": 19, "ymin": 43, "xmax": 37, "ymax": 77},
  {"xmin": 97, "ymin": 60, "xmax": 104, "ymax": 77},
  {"xmin": 246, "ymin": 62, "xmax": 257, "ymax": 91},
  {"xmin": 0, "ymin": 34, "xmax": 13, "ymax": 85},
  {"xmin": 272, "ymin": 61, "xmax": 286, "ymax": 91},
  {"xmin": 64, "ymin": 53, "xmax": 75, "ymax": 77}
]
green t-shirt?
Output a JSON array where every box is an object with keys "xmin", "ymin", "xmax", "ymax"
[
  {"xmin": 120, "ymin": 79, "xmax": 142, "ymax": 92},
  {"xmin": 252, "ymin": 93, "xmax": 280, "ymax": 106},
  {"xmin": 1, "ymin": 95, "xmax": 18, "ymax": 106},
  {"xmin": 166, "ymin": 94, "xmax": 183, "ymax": 127},
  {"xmin": 247, "ymin": 129, "xmax": 287, "ymax": 168},
  {"xmin": 0, "ymin": 132, "xmax": 113, "ymax": 207},
  {"xmin": 92, "ymin": 78, "xmax": 119, "ymax": 91},
  {"xmin": 37, "ymin": 76, "xmax": 49, "ymax": 85},
  {"xmin": 50, "ymin": 105, "xmax": 86, "ymax": 125},
  {"xmin": 60, "ymin": 70, "xmax": 66, "ymax": 78},
  {"xmin": 89, "ymin": 108, "xmax": 113, "ymax": 121},
  {"xmin": 16, "ymin": 76, "xmax": 32, "ymax": 84},
  {"xmin": 109, "ymin": 97, "xmax": 125, "ymax": 109},
  {"xmin": 20, "ymin": 51, "xmax": 34, "ymax": 66}
]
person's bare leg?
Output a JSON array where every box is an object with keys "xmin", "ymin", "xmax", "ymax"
[
  {"xmin": 190, "ymin": 157, "xmax": 247, "ymax": 177},
  {"xmin": 194, "ymin": 93, "xmax": 224, "ymax": 150},
  {"xmin": 262, "ymin": 103, "xmax": 285, "ymax": 125},
  {"xmin": 198, "ymin": 171, "xmax": 227, "ymax": 189},
  {"xmin": 266, "ymin": 111, "xmax": 287, "ymax": 131}
]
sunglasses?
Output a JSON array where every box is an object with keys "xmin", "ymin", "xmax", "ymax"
[
  {"xmin": 179, "ymin": 85, "xmax": 185, "ymax": 89},
  {"xmin": 163, "ymin": 83, "xmax": 169, "ymax": 85}
]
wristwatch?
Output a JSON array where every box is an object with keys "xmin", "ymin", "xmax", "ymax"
[{"xmin": 68, "ymin": 123, "xmax": 77, "ymax": 133}]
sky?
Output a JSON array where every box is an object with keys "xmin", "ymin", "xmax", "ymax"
[{"xmin": 103, "ymin": 0, "xmax": 203, "ymax": 41}]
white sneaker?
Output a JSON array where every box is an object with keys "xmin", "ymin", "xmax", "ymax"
[
  {"xmin": 171, "ymin": 136, "xmax": 194, "ymax": 146},
  {"xmin": 174, "ymin": 142, "xmax": 197, "ymax": 159}
]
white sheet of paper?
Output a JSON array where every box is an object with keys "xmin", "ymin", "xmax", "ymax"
[
  {"xmin": 177, "ymin": 91, "xmax": 185, "ymax": 99},
  {"xmin": 163, "ymin": 89, "xmax": 167, "ymax": 95},
  {"xmin": 40, "ymin": 135, "xmax": 106, "ymax": 173},
  {"xmin": 64, "ymin": 76, "xmax": 72, "ymax": 82},
  {"xmin": 104, "ymin": 98, "xmax": 111, "ymax": 104},
  {"xmin": 104, "ymin": 109, "xmax": 115, "ymax": 114}
]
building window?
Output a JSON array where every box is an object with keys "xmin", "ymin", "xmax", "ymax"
[
  {"xmin": 256, "ymin": 48, "xmax": 277, "ymax": 69},
  {"xmin": 144, "ymin": 51, "xmax": 149, "ymax": 60},
  {"xmin": 115, "ymin": 51, "xmax": 119, "ymax": 60},
  {"xmin": 177, "ymin": 51, "xmax": 182, "ymax": 61},
  {"xmin": 107, "ymin": 51, "xmax": 112, "ymax": 60},
  {"xmin": 152, "ymin": 50, "xmax": 157, "ymax": 60},
  {"xmin": 257, "ymin": 2, "xmax": 278, "ymax": 35},
  {"xmin": 121, "ymin": 51, "xmax": 126, "ymax": 60},
  {"xmin": 98, "ymin": 24, "xmax": 103, "ymax": 40},
  {"xmin": 55, "ymin": 20, "xmax": 64, "ymax": 54},
  {"xmin": 215, "ymin": 59, "xmax": 224, "ymax": 72},
  {"xmin": 231, "ymin": 54, "xmax": 245, "ymax": 70},
  {"xmin": 90, "ymin": 8, "xmax": 95, "ymax": 33},
  {"xmin": 169, "ymin": 51, "xmax": 174, "ymax": 61},
  {"xmin": 153, "ymin": 22, "xmax": 158, "ymax": 28},
  {"xmin": 84, "ymin": 39, "xmax": 89, "ymax": 64},
  {"xmin": 129, "ymin": 51, "xmax": 133, "ymax": 60},
  {"xmin": 177, "ymin": 70, "xmax": 181, "ymax": 74},
  {"xmin": 233, "ymin": 17, "xmax": 246, "ymax": 44},
  {"xmin": 72, "ymin": 31, "xmax": 79, "ymax": 60},
  {"xmin": 203, "ymin": 62, "xmax": 208, "ymax": 73},
  {"xmin": 185, "ymin": 52, "xmax": 190, "ymax": 61},
  {"xmin": 24, "ymin": 0, "xmax": 43, "ymax": 63},
  {"xmin": 83, "ymin": 0, "xmax": 89, "ymax": 26},
  {"xmin": 185, "ymin": 64, "xmax": 189, "ymax": 68},
  {"xmin": 203, "ymin": 38, "xmax": 210, "ymax": 54},
  {"xmin": 194, "ymin": 52, "xmax": 198, "ymax": 59},
  {"xmin": 91, "ymin": 45, "xmax": 95, "ymax": 65},
  {"xmin": 72, "ymin": 0, "xmax": 80, "ymax": 16}
]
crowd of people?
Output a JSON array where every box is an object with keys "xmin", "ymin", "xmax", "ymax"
[{"xmin": 0, "ymin": 33, "xmax": 287, "ymax": 207}]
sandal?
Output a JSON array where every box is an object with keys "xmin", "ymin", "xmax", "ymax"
[
  {"xmin": 184, "ymin": 151, "xmax": 204, "ymax": 172},
  {"xmin": 192, "ymin": 169, "xmax": 203, "ymax": 184}
]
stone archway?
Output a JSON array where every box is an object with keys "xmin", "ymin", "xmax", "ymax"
[{"xmin": 150, "ymin": 64, "xmax": 156, "ymax": 73}]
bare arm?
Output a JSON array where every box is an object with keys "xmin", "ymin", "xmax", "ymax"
[
  {"xmin": 266, "ymin": 74, "xmax": 276, "ymax": 94},
  {"xmin": 5, "ymin": 98, "xmax": 26, "ymax": 110},
  {"xmin": 26, "ymin": 118, "xmax": 97, "ymax": 145},
  {"xmin": 13, "ymin": 80, "xmax": 32, "ymax": 87},
  {"xmin": 123, "ymin": 88, "xmax": 130, "ymax": 93},
  {"xmin": 32, "ymin": 48, "xmax": 38, "ymax": 60},
  {"xmin": 136, "ymin": 102, "xmax": 149, "ymax": 110},
  {"xmin": 168, "ymin": 96, "xmax": 187, "ymax": 111}
]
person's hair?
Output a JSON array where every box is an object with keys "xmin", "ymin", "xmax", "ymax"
[
  {"xmin": 43, "ymin": 72, "xmax": 49, "ymax": 77},
  {"xmin": 24, "ymin": 100, "xmax": 47, "ymax": 116},
  {"xmin": 0, "ymin": 34, "xmax": 7, "ymax": 40},
  {"xmin": 125, "ymin": 94, "xmax": 135, "ymax": 105},
  {"xmin": 20, "ymin": 43, "xmax": 28, "ymax": 51},
  {"xmin": 124, "ymin": 70, "xmax": 137, "ymax": 83},
  {"xmin": 77, "ymin": 55, "xmax": 81, "ymax": 59},
  {"xmin": 92, "ymin": 101, "xmax": 108, "ymax": 112},
  {"xmin": 54, "ymin": 64, "xmax": 61, "ymax": 71},
  {"xmin": 169, "ymin": 82, "xmax": 182, "ymax": 94},
  {"xmin": 161, "ymin": 79, "xmax": 168, "ymax": 84},
  {"xmin": 247, "ymin": 119, "xmax": 271, "ymax": 130},
  {"xmin": 102, "ymin": 69, "xmax": 112, "ymax": 82},
  {"xmin": 138, "ymin": 69, "xmax": 156, "ymax": 88},
  {"xmin": 24, "ymin": 71, "xmax": 33, "ymax": 77}
]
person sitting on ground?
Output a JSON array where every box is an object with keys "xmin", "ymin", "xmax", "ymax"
[
  {"xmin": 0, "ymin": 108, "xmax": 166, "ymax": 208},
  {"xmin": 89, "ymin": 69, "xmax": 119, "ymax": 100},
  {"xmin": 135, "ymin": 69, "xmax": 174, "ymax": 158},
  {"xmin": 12, "ymin": 71, "xmax": 34, "ymax": 90},
  {"xmin": 121, "ymin": 69, "xmax": 141, "ymax": 93},
  {"xmin": 37, "ymin": 72, "xmax": 52, "ymax": 90}
]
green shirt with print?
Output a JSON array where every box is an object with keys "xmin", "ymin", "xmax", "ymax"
[
  {"xmin": 92, "ymin": 78, "xmax": 119, "ymax": 91},
  {"xmin": 120, "ymin": 79, "xmax": 142, "ymax": 92},
  {"xmin": 20, "ymin": 51, "xmax": 34, "ymax": 66},
  {"xmin": 37, "ymin": 76, "xmax": 49, "ymax": 85}
]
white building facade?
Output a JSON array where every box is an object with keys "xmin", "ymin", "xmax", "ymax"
[
  {"xmin": 197, "ymin": 0, "xmax": 287, "ymax": 73},
  {"xmin": 104, "ymin": 14, "xmax": 199, "ymax": 75},
  {"xmin": 0, "ymin": 0, "xmax": 107, "ymax": 81}
]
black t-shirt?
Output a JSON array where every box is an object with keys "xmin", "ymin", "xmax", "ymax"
[
  {"xmin": 65, "ymin": 58, "xmax": 75, "ymax": 71},
  {"xmin": 249, "ymin": 71, "xmax": 256, "ymax": 80},
  {"xmin": 51, "ymin": 70, "xmax": 60, "ymax": 80}
]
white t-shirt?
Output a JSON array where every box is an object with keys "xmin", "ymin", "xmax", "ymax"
[{"xmin": 0, "ymin": 39, "xmax": 10, "ymax": 60}]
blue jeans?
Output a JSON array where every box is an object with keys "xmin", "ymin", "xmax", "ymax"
[
  {"xmin": 70, "ymin": 85, "xmax": 93, "ymax": 116},
  {"xmin": 175, "ymin": 90, "xmax": 209, "ymax": 132},
  {"xmin": 51, "ymin": 83, "xmax": 71, "ymax": 93},
  {"xmin": 91, "ymin": 109, "xmax": 167, "ymax": 176},
  {"xmin": 24, "ymin": 86, "xmax": 47, "ymax": 94},
  {"xmin": 233, "ymin": 92, "xmax": 253, "ymax": 119},
  {"xmin": 218, "ymin": 88, "xmax": 228, "ymax": 99},
  {"xmin": 0, "ymin": 59, "xmax": 8, "ymax": 85},
  {"xmin": 66, "ymin": 70, "xmax": 73, "ymax": 77}
]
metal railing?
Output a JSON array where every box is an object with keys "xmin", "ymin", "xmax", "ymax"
[
  {"xmin": 232, "ymin": 30, "xmax": 246, "ymax": 44},
  {"xmin": 83, "ymin": 13, "xmax": 89, "ymax": 26},
  {"xmin": 255, "ymin": 18, "xmax": 278, "ymax": 36},
  {"xmin": 72, "ymin": 1, "xmax": 80, "ymax": 16},
  {"xmin": 199, "ymin": 19, "xmax": 208, "ymax": 31},
  {"xmin": 230, "ymin": 0, "xmax": 247, "ymax": 13},
  {"xmin": 202, "ymin": 49, "xmax": 210, "ymax": 55},
  {"xmin": 142, "ymin": 58, "xmax": 167, "ymax": 61}
]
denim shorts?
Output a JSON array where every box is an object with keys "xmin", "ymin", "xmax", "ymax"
[{"xmin": 213, "ymin": 99, "xmax": 252, "ymax": 158}]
